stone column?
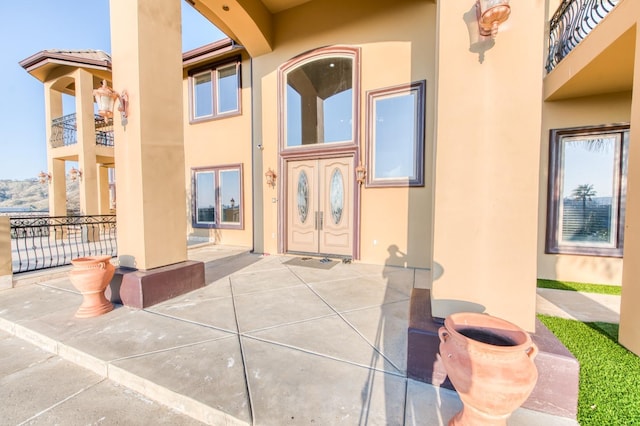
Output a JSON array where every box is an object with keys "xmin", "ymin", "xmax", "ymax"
[{"xmin": 619, "ymin": 27, "xmax": 640, "ymax": 357}]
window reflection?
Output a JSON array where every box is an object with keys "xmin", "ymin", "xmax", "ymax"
[
  {"xmin": 285, "ymin": 55, "xmax": 354, "ymax": 147},
  {"xmin": 546, "ymin": 125, "xmax": 629, "ymax": 257},
  {"xmin": 218, "ymin": 65, "xmax": 239, "ymax": 114},
  {"xmin": 194, "ymin": 73, "xmax": 213, "ymax": 118},
  {"xmin": 366, "ymin": 80, "xmax": 426, "ymax": 187},
  {"xmin": 559, "ymin": 137, "xmax": 618, "ymax": 246},
  {"xmin": 196, "ymin": 171, "xmax": 215, "ymax": 223},
  {"xmin": 220, "ymin": 169, "xmax": 240, "ymax": 224},
  {"xmin": 193, "ymin": 165, "xmax": 243, "ymax": 229},
  {"xmin": 374, "ymin": 93, "xmax": 418, "ymax": 179}
]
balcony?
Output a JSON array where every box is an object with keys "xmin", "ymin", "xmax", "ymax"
[
  {"xmin": 546, "ymin": 0, "xmax": 619, "ymax": 73},
  {"xmin": 50, "ymin": 113, "xmax": 114, "ymax": 148}
]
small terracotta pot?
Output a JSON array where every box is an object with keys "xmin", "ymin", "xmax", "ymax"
[
  {"xmin": 438, "ymin": 312, "xmax": 538, "ymax": 426},
  {"xmin": 69, "ymin": 256, "xmax": 115, "ymax": 318}
]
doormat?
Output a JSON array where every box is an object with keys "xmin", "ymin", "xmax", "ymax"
[{"xmin": 284, "ymin": 256, "xmax": 338, "ymax": 270}]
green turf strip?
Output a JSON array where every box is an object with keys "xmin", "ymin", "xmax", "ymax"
[
  {"xmin": 537, "ymin": 279, "xmax": 621, "ymax": 295},
  {"xmin": 537, "ymin": 315, "xmax": 640, "ymax": 425}
]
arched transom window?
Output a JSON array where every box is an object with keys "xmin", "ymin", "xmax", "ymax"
[{"xmin": 281, "ymin": 47, "xmax": 359, "ymax": 149}]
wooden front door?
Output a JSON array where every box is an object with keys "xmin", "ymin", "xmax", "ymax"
[{"xmin": 287, "ymin": 157, "xmax": 354, "ymax": 256}]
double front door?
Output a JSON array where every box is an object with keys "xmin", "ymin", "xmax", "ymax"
[{"xmin": 287, "ymin": 157, "xmax": 354, "ymax": 256}]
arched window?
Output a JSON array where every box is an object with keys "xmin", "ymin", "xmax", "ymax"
[{"xmin": 281, "ymin": 47, "xmax": 359, "ymax": 149}]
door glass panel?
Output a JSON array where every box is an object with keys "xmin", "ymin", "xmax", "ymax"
[
  {"xmin": 330, "ymin": 168, "xmax": 344, "ymax": 224},
  {"xmin": 297, "ymin": 171, "xmax": 309, "ymax": 223}
]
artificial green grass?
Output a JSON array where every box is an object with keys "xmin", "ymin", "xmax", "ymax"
[
  {"xmin": 538, "ymin": 315, "xmax": 640, "ymax": 425},
  {"xmin": 537, "ymin": 279, "xmax": 622, "ymax": 295}
]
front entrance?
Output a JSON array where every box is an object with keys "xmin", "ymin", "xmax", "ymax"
[{"xmin": 287, "ymin": 157, "xmax": 354, "ymax": 256}]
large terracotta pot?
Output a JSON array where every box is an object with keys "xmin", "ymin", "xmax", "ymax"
[
  {"xmin": 438, "ymin": 312, "xmax": 538, "ymax": 426},
  {"xmin": 69, "ymin": 256, "xmax": 115, "ymax": 318}
]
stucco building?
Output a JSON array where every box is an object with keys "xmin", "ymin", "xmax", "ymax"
[{"xmin": 19, "ymin": 0, "xmax": 640, "ymax": 405}]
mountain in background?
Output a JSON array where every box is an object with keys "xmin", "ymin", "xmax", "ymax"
[{"xmin": 0, "ymin": 178, "xmax": 80, "ymax": 213}]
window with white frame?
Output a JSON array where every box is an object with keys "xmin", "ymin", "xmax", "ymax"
[
  {"xmin": 193, "ymin": 165, "xmax": 243, "ymax": 229},
  {"xmin": 546, "ymin": 124, "xmax": 629, "ymax": 257},
  {"xmin": 190, "ymin": 61, "xmax": 240, "ymax": 121}
]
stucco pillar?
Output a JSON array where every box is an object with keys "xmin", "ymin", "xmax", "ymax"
[
  {"xmin": 618, "ymin": 28, "xmax": 640, "ymax": 357},
  {"xmin": 97, "ymin": 165, "xmax": 111, "ymax": 214},
  {"xmin": 75, "ymin": 69, "xmax": 99, "ymax": 217},
  {"xmin": 109, "ymin": 0, "xmax": 187, "ymax": 270},
  {"xmin": 44, "ymin": 85, "xmax": 66, "ymax": 216},
  {"xmin": 429, "ymin": 1, "xmax": 545, "ymax": 331},
  {"xmin": 0, "ymin": 217, "xmax": 12, "ymax": 289}
]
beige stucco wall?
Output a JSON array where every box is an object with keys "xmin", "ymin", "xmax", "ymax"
[
  {"xmin": 251, "ymin": 0, "xmax": 436, "ymax": 267},
  {"xmin": 183, "ymin": 52, "xmax": 254, "ymax": 248},
  {"xmin": 538, "ymin": 92, "xmax": 631, "ymax": 285},
  {"xmin": 110, "ymin": 0, "xmax": 188, "ymax": 270},
  {"xmin": 0, "ymin": 216, "xmax": 12, "ymax": 289},
  {"xmin": 430, "ymin": 1, "xmax": 546, "ymax": 331}
]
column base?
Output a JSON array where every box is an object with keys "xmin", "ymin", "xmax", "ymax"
[
  {"xmin": 408, "ymin": 288, "xmax": 579, "ymax": 419},
  {"xmin": 106, "ymin": 260, "xmax": 205, "ymax": 309}
]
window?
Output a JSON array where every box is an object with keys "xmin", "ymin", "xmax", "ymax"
[
  {"xmin": 366, "ymin": 80, "xmax": 426, "ymax": 187},
  {"xmin": 192, "ymin": 165, "xmax": 243, "ymax": 229},
  {"xmin": 190, "ymin": 61, "xmax": 240, "ymax": 121},
  {"xmin": 546, "ymin": 124, "xmax": 629, "ymax": 257},
  {"xmin": 281, "ymin": 47, "xmax": 359, "ymax": 149}
]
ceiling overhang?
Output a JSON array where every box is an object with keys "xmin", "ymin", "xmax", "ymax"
[{"xmin": 19, "ymin": 50, "xmax": 112, "ymax": 84}]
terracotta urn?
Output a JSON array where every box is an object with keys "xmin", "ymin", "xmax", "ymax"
[
  {"xmin": 438, "ymin": 312, "xmax": 538, "ymax": 426},
  {"xmin": 69, "ymin": 256, "xmax": 115, "ymax": 318}
]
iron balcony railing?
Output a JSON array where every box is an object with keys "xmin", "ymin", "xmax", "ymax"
[
  {"xmin": 50, "ymin": 113, "xmax": 115, "ymax": 148},
  {"xmin": 9, "ymin": 215, "xmax": 117, "ymax": 273},
  {"xmin": 546, "ymin": 0, "xmax": 619, "ymax": 73}
]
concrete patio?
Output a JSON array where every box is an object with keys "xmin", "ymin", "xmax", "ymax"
[{"xmin": 0, "ymin": 245, "xmax": 582, "ymax": 425}]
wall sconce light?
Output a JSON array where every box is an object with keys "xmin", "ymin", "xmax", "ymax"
[
  {"xmin": 265, "ymin": 168, "xmax": 277, "ymax": 188},
  {"xmin": 477, "ymin": 0, "xmax": 510, "ymax": 39},
  {"xmin": 38, "ymin": 171, "xmax": 52, "ymax": 184},
  {"xmin": 93, "ymin": 80, "xmax": 129, "ymax": 127},
  {"xmin": 69, "ymin": 167, "xmax": 83, "ymax": 182},
  {"xmin": 355, "ymin": 163, "xmax": 366, "ymax": 186}
]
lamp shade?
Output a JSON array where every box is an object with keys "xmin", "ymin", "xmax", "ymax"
[
  {"xmin": 477, "ymin": 0, "xmax": 510, "ymax": 38},
  {"xmin": 93, "ymin": 80, "xmax": 119, "ymax": 119}
]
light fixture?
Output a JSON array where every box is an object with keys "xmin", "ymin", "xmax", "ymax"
[
  {"xmin": 93, "ymin": 80, "xmax": 129, "ymax": 126},
  {"xmin": 265, "ymin": 168, "xmax": 277, "ymax": 188},
  {"xmin": 477, "ymin": 0, "xmax": 511, "ymax": 39},
  {"xmin": 38, "ymin": 171, "xmax": 51, "ymax": 184},
  {"xmin": 355, "ymin": 163, "xmax": 366, "ymax": 186},
  {"xmin": 69, "ymin": 167, "xmax": 83, "ymax": 182}
]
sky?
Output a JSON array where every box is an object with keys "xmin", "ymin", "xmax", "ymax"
[{"xmin": 0, "ymin": 1, "xmax": 225, "ymax": 180}]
